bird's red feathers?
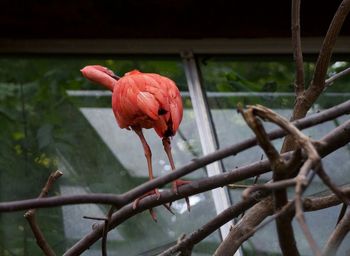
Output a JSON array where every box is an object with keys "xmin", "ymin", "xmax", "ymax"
[{"xmin": 81, "ymin": 66, "xmax": 183, "ymax": 138}]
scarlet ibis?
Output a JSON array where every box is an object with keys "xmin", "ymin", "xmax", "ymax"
[{"xmin": 81, "ymin": 65, "xmax": 190, "ymax": 220}]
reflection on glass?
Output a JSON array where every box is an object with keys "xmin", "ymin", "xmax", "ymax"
[
  {"xmin": 0, "ymin": 58, "xmax": 220, "ymax": 255},
  {"xmin": 199, "ymin": 57, "xmax": 350, "ymax": 255}
]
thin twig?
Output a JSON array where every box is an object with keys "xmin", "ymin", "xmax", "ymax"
[
  {"xmin": 102, "ymin": 206, "xmax": 115, "ymax": 256},
  {"xmin": 325, "ymin": 66, "xmax": 350, "ymax": 88},
  {"xmin": 24, "ymin": 170, "xmax": 63, "ymax": 256},
  {"xmin": 83, "ymin": 216, "xmax": 108, "ymax": 221},
  {"xmin": 242, "ymin": 179, "xmax": 297, "ymax": 199}
]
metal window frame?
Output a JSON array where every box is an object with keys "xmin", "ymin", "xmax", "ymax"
[
  {"xmin": 182, "ymin": 50, "xmax": 242, "ymax": 256},
  {"xmin": 1, "ymin": 37, "xmax": 350, "ymax": 54}
]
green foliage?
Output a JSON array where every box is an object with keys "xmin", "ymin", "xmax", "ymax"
[{"xmin": 199, "ymin": 57, "xmax": 349, "ymax": 109}]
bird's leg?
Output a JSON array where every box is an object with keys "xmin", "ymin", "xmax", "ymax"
[
  {"xmin": 132, "ymin": 127, "xmax": 173, "ymax": 221},
  {"xmin": 162, "ymin": 137, "xmax": 191, "ymax": 211}
]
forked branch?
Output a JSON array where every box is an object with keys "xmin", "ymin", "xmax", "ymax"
[{"xmin": 24, "ymin": 170, "xmax": 63, "ymax": 256}]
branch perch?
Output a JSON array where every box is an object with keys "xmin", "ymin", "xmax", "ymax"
[
  {"xmin": 1, "ymin": 100, "xmax": 349, "ymax": 213},
  {"xmin": 66, "ymin": 118, "xmax": 350, "ymax": 256}
]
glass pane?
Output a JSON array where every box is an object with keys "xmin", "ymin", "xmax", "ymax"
[
  {"xmin": 0, "ymin": 57, "xmax": 220, "ymax": 255},
  {"xmin": 199, "ymin": 56, "xmax": 350, "ymax": 255}
]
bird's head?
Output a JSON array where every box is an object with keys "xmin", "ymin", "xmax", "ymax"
[{"xmin": 80, "ymin": 65, "xmax": 120, "ymax": 91}]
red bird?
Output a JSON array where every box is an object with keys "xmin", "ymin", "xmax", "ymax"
[{"xmin": 81, "ymin": 65, "xmax": 190, "ymax": 220}]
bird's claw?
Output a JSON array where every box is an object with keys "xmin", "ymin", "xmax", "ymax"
[
  {"xmin": 132, "ymin": 188, "xmax": 174, "ymax": 222},
  {"xmin": 172, "ymin": 179, "xmax": 191, "ymax": 212},
  {"xmin": 149, "ymin": 208, "xmax": 157, "ymax": 222},
  {"xmin": 132, "ymin": 189, "xmax": 160, "ymax": 210},
  {"xmin": 163, "ymin": 203, "xmax": 175, "ymax": 215}
]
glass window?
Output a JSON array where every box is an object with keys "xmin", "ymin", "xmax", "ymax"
[
  {"xmin": 0, "ymin": 57, "xmax": 220, "ymax": 255},
  {"xmin": 199, "ymin": 56, "xmax": 350, "ymax": 255}
]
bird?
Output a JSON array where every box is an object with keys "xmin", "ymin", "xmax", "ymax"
[{"xmin": 80, "ymin": 65, "xmax": 190, "ymax": 221}]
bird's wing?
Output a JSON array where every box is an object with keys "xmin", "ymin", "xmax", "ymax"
[
  {"xmin": 164, "ymin": 78, "xmax": 183, "ymax": 133},
  {"xmin": 134, "ymin": 74, "xmax": 170, "ymax": 113},
  {"xmin": 136, "ymin": 91, "xmax": 160, "ymax": 120},
  {"xmin": 169, "ymin": 94, "xmax": 183, "ymax": 133},
  {"xmin": 143, "ymin": 73, "xmax": 183, "ymax": 134}
]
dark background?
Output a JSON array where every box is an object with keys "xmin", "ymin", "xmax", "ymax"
[{"xmin": 0, "ymin": 0, "xmax": 349, "ymax": 39}]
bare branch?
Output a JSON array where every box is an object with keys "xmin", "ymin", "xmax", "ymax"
[
  {"xmin": 242, "ymin": 179, "xmax": 296, "ymax": 199},
  {"xmin": 303, "ymin": 187, "xmax": 350, "ymax": 211},
  {"xmin": 102, "ymin": 206, "xmax": 115, "ymax": 256},
  {"xmin": 323, "ymin": 210, "xmax": 350, "ymax": 255},
  {"xmin": 216, "ymin": 186, "xmax": 350, "ymax": 256},
  {"xmin": 311, "ymin": 0, "xmax": 350, "ymax": 94},
  {"xmin": 0, "ymin": 101, "xmax": 348, "ymax": 214},
  {"xmin": 65, "ymin": 120, "xmax": 350, "ymax": 256},
  {"xmin": 240, "ymin": 105, "xmax": 300, "ymax": 255},
  {"xmin": 166, "ymin": 185, "xmax": 350, "ymax": 256},
  {"xmin": 214, "ymin": 197, "xmax": 274, "ymax": 255},
  {"xmin": 24, "ymin": 170, "xmax": 63, "ymax": 256},
  {"xmin": 325, "ymin": 66, "xmax": 350, "ymax": 88},
  {"xmin": 292, "ymin": 0, "xmax": 305, "ymax": 96},
  {"xmin": 290, "ymin": 0, "xmax": 350, "ymax": 122},
  {"xmin": 159, "ymin": 191, "xmax": 268, "ymax": 256},
  {"xmin": 253, "ymin": 105, "xmax": 323, "ymax": 255},
  {"xmin": 316, "ymin": 165, "xmax": 350, "ymax": 206},
  {"xmin": 336, "ymin": 204, "xmax": 348, "ymax": 224}
]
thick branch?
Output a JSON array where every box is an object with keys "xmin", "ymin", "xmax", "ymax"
[
  {"xmin": 216, "ymin": 187, "xmax": 350, "ymax": 256},
  {"xmin": 243, "ymin": 105, "xmax": 323, "ymax": 255},
  {"xmin": 292, "ymin": 0, "xmax": 305, "ymax": 96},
  {"xmin": 311, "ymin": 0, "xmax": 350, "ymax": 95},
  {"xmin": 291, "ymin": 0, "xmax": 350, "ymax": 121},
  {"xmin": 323, "ymin": 210, "xmax": 350, "ymax": 255},
  {"xmin": 214, "ymin": 197, "xmax": 274, "ymax": 256},
  {"xmin": 159, "ymin": 191, "xmax": 268, "ymax": 256},
  {"xmin": 166, "ymin": 186, "xmax": 350, "ymax": 256},
  {"xmin": 241, "ymin": 105, "xmax": 300, "ymax": 255}
]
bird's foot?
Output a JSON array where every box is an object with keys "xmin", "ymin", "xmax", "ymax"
[
  {"xmin": 132, "ymin": 188, "xmax": 174, "ymax": 222},
  {"xmin": 172, "ymin": 179, "xmax": 191, "ymax": 212}
]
